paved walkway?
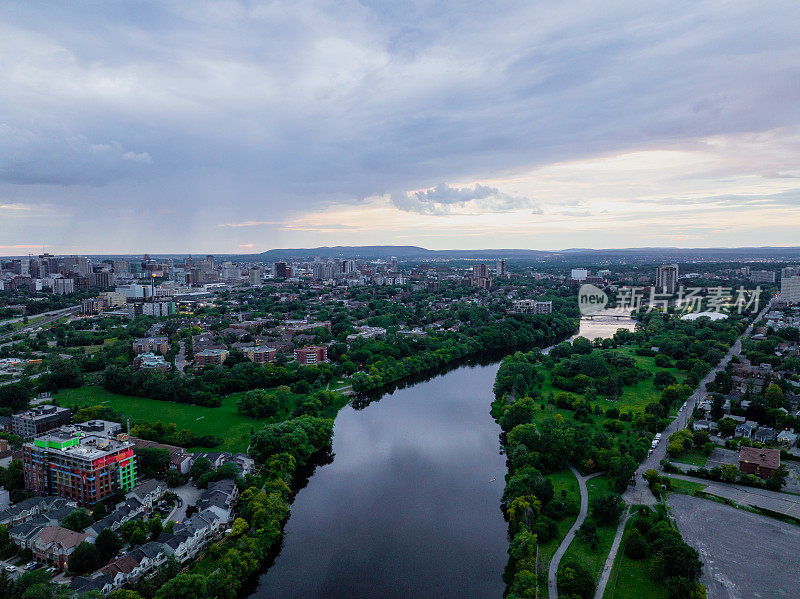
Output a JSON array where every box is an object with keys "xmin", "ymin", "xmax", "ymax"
[
  {"xmin": 593, "ymin": 507, "xmax": 630, "ymax": 599},
  {"xmin": 548, "ymin": 466, "xmax": 602, "ymax": 599}
]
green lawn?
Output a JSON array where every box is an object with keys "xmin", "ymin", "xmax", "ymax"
[
  {"xmin": 602, "ymin": 510, "xmax": 669, "ymax": 599},
  {"xmin": 533, "ymin": 348, "xmax": 685, "ymax": 417},
  {"xmin": 55, "ymin": 385, "xmax": 347, "ymax": 453},
  {"xmin": 562, "ymin": 476, "xmax": 620, "ymax": 586},
  {"xmin": 666, "ymin": 477, "xmax": 707, "ymax": 495},
  {"xmin": 672, "ymin": 449, "xmax": 708, "ymax": 467}
]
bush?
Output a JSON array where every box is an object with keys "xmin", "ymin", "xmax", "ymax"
[
  {"xmin": 591, "ymin": 493, "xmax": 624, "ymax": 525},
  {"xmin": 623, "ymin": 528, "xmax": 647, "ymax": 559},
  {"xmin": 557, "ymin": 559, "xmax": 595, "ymax": 598}
]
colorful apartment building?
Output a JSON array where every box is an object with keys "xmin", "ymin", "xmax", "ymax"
[{"xmin": 23, "ymin": 427, "xmax": 137, "ymax": 506}]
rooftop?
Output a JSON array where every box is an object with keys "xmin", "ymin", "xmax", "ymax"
[{"xmin": 739, "ymin": 446, "xmax": 781, "ymax": 470}]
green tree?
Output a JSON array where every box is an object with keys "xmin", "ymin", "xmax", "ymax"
[
  {"xmin": 61, "ymin": 508, "xmax": 93, "ymax": 532},
  {"xmin": 591, "ymin": 493, "xmax": 624, "ymax": 525},
  {"xmin": 68, "ymin": 542, "xmax": 101, "ymax": 575},
  {"xmin": 95, "ymin": 529, "xmax": 123, "ymax": 561}
]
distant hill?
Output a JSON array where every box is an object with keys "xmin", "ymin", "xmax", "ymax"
[
  {"xmin": 244, "ymin": 245, "xmax": 800, "ymax": 262},
  {"xmin": 252, "ymin": 246, "xmax": 557, "ymax": 260}
]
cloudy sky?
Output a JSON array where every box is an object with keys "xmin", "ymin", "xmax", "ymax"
[{"xmin": 2, "ymin": 1, "xmax": 800, "ymax": 254}]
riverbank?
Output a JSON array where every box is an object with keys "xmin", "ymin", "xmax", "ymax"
[{"xmin": 491, "ymin": 311, "xmax": 745, "ymax": 598}]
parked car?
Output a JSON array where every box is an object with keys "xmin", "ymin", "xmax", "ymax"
[
  {"xmin": 24, "ymin": 562, "xmax": 38, "ymax": 571},
  {"xmin": 4, "ymin": 565, "xmax": 14, "ymax": 573},
  {"xmin": 46, "ymin": 567, "xmax": 57, "ymax": 576}
]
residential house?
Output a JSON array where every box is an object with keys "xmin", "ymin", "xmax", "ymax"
[
  {"xmin": 734, "ymin": 421, "xmax": 758, "ymax": 438},
  {"xmin": 739, "ymin": 447, "xmax": 781, "ymax": 480},
  {"xmin": 777, "ymin": 430, "xmax": 799, "ymax": 449},
  {"xmin": 33, "ymin": 525, "xmax": 88, "ymax": 570},
  {"xmin": 754, "ymin": 427, "xmax": 778, "ymax": 444}
]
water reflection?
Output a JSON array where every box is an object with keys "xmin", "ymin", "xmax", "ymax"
[{"xmin": 253, "ymin": 362, "xmax": 509, "ymax": 599}]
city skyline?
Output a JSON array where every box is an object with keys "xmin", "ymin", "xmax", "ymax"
[{"xmin": 2, "ymin": 2, "xmax": 800, "ymax": 253}]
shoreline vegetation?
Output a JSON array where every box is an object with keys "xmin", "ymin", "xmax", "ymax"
[
  {"xmin": 28, "ymin": 298, "xmax": 580, "ymax": 598},
  {"xmin": 491, "ymin": 311, "xmax": 748, "ymax": 598}
]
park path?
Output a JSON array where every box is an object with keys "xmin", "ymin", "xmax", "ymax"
[
  {"xmin": 548, "ymin": 466, "xmax": 602, "ymax": 599},
  {"xmin": 593, "ymin": 507, "xmax": 630, "ymax": 599}
]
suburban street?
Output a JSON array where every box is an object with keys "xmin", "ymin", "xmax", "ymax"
[{"xmin": 625, "ymin": 299, "xmax": 772, "ymax": 498}]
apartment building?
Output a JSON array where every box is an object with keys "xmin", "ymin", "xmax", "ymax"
[
  {"xmin": 294, "ymin": 346, "xmax": 328, "ymax": 365},
  {"xmin": 194, "ymin": 348, "xmax": 229, "ymax": 367},
  {"xmin": 12, "ymin": 406, "xmax": 71, "ymax": 440},
  {"xmin": 132, "ymin": 336, "xmax": 169, "ymax": 355},
  {"xmin": 23, "ymin": 427, "xmax": 137, "ymax": 506},
  {"xmin": 244, "ymin": 346, "xmax": 278, "ymax": 364}
]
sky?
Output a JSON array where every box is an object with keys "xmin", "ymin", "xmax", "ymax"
[{"xmin": 2, "ymin": 1, "xmax": 800, "ymax": 255}]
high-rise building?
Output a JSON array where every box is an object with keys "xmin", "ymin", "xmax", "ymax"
[
  {"xmin": 750, "ymin": 270, "xmax": 776, "ymax": 284},
  {"xmin": 23, "ymin": 426, "xmax": 137, "ymax": 506},
  {"xmin": 249, "ymin": 268, "xmax": 261, "ymax": 286},
  {"xmin": 781, "ymin": 266, "xmax": 800, "ymax": 303},
  {"xmin": 497, "ymin": 259, "xmax": 506, "ymax": 277},
  {"xmin": 273, "ymin": 262, "xmax": 289, "ymax": 279},
  {"xmin": 570, "ymin": 268, "xmax": 589, "ymax": 281},
  {"xmin": 656, "ymin": 264, "xmax": 679, "ymax": 294},
  {"xmin": 390, "ymin": 257, "xmax": 398, "ymax": 273},
  {"xmin": 52, "ymin": 278, "xmax": 74, "ymax": 295}
]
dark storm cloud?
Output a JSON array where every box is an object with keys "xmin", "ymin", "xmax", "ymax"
[{"xmin": 0, "ymin": 0, "xmax": 799, "ymax": 250}]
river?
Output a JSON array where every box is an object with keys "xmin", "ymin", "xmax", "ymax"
[
  {"xmin": 253, "ymin": 360, "xmax": 509, "ymax": 598},
  {"xmin": 252, "ymin": 315, "xmax": 636, "ymax": 598}
]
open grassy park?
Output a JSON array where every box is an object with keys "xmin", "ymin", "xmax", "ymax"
[{"xmin": 54, "ymin": 386, "xmax": 331, "ymax": 453}]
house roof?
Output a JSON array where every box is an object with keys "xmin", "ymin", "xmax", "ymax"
[
  {"xmin": 739, "ymin": 447, "xmax": 781, "ymax": 470},
  {"xmin": 36, "ymin": 525, "xmax": 87, "ymax": 550},
  {"xmin": 100, "ymin": 554, "xmax": 140, "ymax": 577}
]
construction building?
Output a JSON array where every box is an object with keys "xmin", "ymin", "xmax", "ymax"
[{"xmin": 22, "ymin": 426, "xmax": 137, "ymax": 506}]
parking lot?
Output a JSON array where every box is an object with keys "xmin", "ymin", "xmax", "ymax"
[
  {"xmin": 703, "ymin": 447, "xmax": 738, "ymax": 470},
  {"xmin": 668, "ymin": 493, "xmax": 800, "ymax": 599}
]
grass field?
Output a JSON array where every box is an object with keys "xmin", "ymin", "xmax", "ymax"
[
  {"xmin": 666, "ymin": 477, "xmax": 707, "ymax": 495},
  {"xmin": 602, "ymin": 515, "xmax": 669, "ymax": 599},
  {"xmin": 55, "ymin": 385, "xmax": 347, "ymax": 453},
  {"xmin": 533, "ymin": 348, "xmax": 686, "ymax": 417},
  {"xmin": 562, "ymin": 475, "xmax": 620, "ymax": 587},
  {"xmin": 672, "ymin": 449, "xmax": 708, "ymax": 467}
]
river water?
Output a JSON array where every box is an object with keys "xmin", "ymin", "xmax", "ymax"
[
  {"xmin": 253, "ymin": 360, "xmax": 509, "ymax": 599},
  {"xmin": 252, "ymin": 315, "xmax": 636, "ymax": 598}
]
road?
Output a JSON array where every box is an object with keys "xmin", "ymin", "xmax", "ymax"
[
  {"xmin": 175, "ymin": 341, "xmax": 188, "ymax": 373},
  {"xmin": 0, "ymin": 305, "xmax": 80, "ymax": 341},
  {"xmin": 548, "ymin": 466, "xmax": 601, "ymax": 599},
  {"xmin": 625, "ymin": 299, "xmax": 771, "ymax": 497},
  {"xmin": 169, "ymin": 483, "xmax": 201, "ymax": 524}
]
